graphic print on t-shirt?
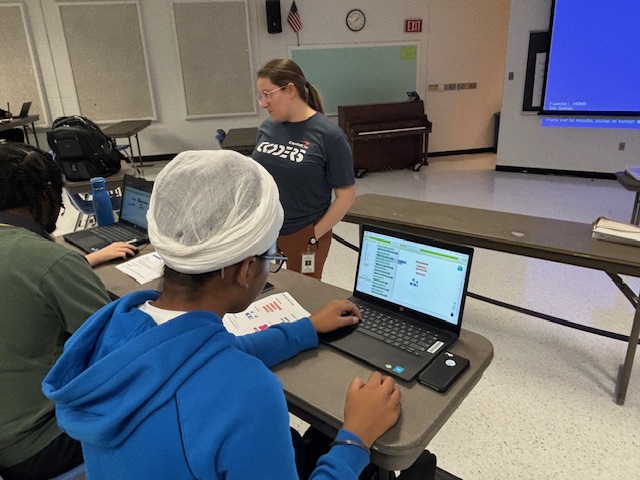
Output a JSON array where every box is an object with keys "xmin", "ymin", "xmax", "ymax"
[{"xmin": 255, "ymin": 140, "xmax": 310, "ymax": 163}]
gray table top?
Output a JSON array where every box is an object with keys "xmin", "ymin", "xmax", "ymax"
[
  {"xmin": 102, "ymin": 120, "xmax": 151, "ymax": 138},
  {"xmin": 89, "ymin": 258, "xmax": 493, "ymax": 471},
  {"xmin": 615, "ymin": 171, "xmax": 640, "ymax": 191},
  {"xmin": 0, "ymin": 115, "xmax": 39, "ymax": 132},
  {"xmin": 344, "ymin": 194, "xmax": 640, "ymax": 276}
]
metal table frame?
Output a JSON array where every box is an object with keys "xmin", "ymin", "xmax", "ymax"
[
  {"xmin": 102, "ymin": 120, "xmax": 151, "ymax": 168},
  {"xmin": 344, "ymin": 194, "xmax": 640, "ymax": 405},
  {"xmin": 0, "ymin": 115, "xmax": 40, "ymax": 147}
]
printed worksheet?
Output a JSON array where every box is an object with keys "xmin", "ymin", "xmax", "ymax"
[
  {"xmin": 223, "ymin": 292, "xmax": 310, "ymax": 336},
  {"xmin": 115, "ymin": 252, "xmax": 164, "ymax": 284}
]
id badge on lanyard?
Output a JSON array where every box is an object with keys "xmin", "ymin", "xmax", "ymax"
[{"xmin": 301, "ymin": 236, "xmax": 318, "ymax": 274}]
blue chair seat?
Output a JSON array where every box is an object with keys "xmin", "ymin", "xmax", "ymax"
[
  {"xmin": 64, "ymin": 188, "xmax": 122, "ymax": 230},
  {"xmin": 216, "ymin": 128, "xmax": 227, "ymax": 145}
]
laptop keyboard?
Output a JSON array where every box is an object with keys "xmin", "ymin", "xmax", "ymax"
[
  {"xmin": 93, "ymin": 225, "xmax": 140, "ymax": 243},
  {"xmin": 357, "ymin": 306, "xmax": 444, "ymax": 356}
]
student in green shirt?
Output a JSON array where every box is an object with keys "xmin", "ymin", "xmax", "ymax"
[{"xmin": 0, "ymin": 143, "xmax": 131, "ymax": 480}]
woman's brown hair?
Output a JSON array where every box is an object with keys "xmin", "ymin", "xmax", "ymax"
[{"xmin": 257, "ymin": 58, "xmax": 325, "ymax": 114}]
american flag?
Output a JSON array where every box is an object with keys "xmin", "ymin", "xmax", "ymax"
[{"xmin": 287, "ymin": 1, "xmax": 302, "ymax": 32}]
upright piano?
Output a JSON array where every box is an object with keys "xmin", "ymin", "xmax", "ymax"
[{"xmin": 338, "ymin": 101, "xmax": 432, "ymax": 178}]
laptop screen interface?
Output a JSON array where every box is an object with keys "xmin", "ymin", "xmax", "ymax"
[
  {"xmin": 119, "ymin": 186, "xmax": 150, "ymax": 229},
  {"xmin": 355, "ymin": 229, "xmax": 470, "ymax": 326}
]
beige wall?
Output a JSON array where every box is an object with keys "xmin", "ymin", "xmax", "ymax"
[{"xmin": 7, "ymin": 0, "xmax": 509, "ymax": 156}]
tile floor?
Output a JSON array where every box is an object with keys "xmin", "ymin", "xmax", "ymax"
[{"xmin": 54, "ymin": 154, "xmax": 640, "ymax": 480}]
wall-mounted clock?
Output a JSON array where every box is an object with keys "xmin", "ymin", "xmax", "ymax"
[{"xmin": 346, "ymin": 9, "xmax": 366, "ymax": 32}]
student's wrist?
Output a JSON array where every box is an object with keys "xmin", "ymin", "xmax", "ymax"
[
  {"xmin": 329, "ymin": 438, "xmax": 370, "ymax": 455},
  {"xmin": 336, "ymin": 428, "xmax": 373, "ymax": 450}
]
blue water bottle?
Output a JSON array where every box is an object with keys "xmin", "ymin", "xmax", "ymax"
[{"xmin": 90, "ymin": 177, "xmax": 115, "ymax": 226}]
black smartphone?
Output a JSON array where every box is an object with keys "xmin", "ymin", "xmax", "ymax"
[{"xmin": 418, "ymin": 351, "xmax": 469, "ymax": 392}]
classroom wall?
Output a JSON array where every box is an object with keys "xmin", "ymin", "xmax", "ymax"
[
  {"xmin": 497, "ymin": 0, "xmax": 640, "ymax": 173},
  {"xmin": 426, "ymin": 0, "xmax": 509, "ymax": 152},
  {"xmin": 8, "ymin": 0, "xmax": 509, "ymax": 157}
]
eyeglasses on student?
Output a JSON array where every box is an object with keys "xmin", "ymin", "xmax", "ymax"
[{"xmin": 256, "ymin": 249, "xmax": 288, "ymax": 273}]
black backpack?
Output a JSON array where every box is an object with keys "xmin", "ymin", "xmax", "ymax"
[{"xmin": 47, "ymin": 115, "xmax": 123, "ymax": 181}]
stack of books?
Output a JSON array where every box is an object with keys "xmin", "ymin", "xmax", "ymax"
[{"xmin": 592, "ymin": 217, "xmax": 640, "ymax": 246}]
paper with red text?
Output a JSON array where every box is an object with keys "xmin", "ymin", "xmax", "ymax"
[{"xmin": 222, "ymin": 292, "xmax": 310, "ymax": 336}]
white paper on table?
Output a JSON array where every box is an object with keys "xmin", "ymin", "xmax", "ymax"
[
  {"xmin": 115, "ymin": 252, "xmax": 165, "ymax": 284},
  {"xmin": 223, "ymin": 292, "xmax": 310, "ymax": 336}
]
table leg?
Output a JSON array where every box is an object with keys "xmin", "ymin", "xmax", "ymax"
[
  {"xmin": 632, "ymin": 192, "xmax": 640, "ymax": 225},
  {"xmin": 22, "ymin": 121, "xmax": 40, "ymax": 148},
  {"xmin": 134, "ymin": 133, "xmax": 142, "ymax": 166},
  {"xmin": 616, "ymin": 299, "xmax": 640, "ymax": 404}
]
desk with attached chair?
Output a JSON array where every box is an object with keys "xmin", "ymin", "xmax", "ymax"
[{"xmin": 84, "ymin": 255, "xmax": 494, "ymax": 478}]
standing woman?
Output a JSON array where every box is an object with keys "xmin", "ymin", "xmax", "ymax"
[{"xmin": 252, "ymin": 58, "xmax": 355, "ymax": 280}]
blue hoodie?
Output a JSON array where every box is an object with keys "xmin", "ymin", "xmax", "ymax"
[{"xmin": 42, "ymin": 290, "xmax": 369, "ymax": 479}]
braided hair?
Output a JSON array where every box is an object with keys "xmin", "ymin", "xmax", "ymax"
[
  {"xmin": 257, "ymin": 58, "xmax": 325, "ymax": 114},
  {"xmin": 0, "ymin": 142, "xmax": 64, "ymax": 231}
]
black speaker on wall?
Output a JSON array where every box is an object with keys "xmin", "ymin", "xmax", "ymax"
[{"xmin": 266, "ymin": 0, "xmax": 282, "ymax": 34}]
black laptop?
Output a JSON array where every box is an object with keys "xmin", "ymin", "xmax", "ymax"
[
  {"xmin": 16, "ymin": 102, "xmax": 31, "ymax": 118},
  {"xmin": 321, "ymin": 224, "xmax": 474, "ymax": 382},
  {"xmin": 64, "ymin": 175, "xmax": 153, "ymax": 253}
]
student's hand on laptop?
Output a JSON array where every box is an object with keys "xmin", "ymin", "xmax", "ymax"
[
  {"xmin": 309, "ymin": 299, "xmax": 362, "ymax": 333},
  {"xmin": 342, "ymin": 371, "xmax": 402, "ymax": 448},
  {"xmin": 85, "ymin": 242, "xmax": 138, "ymax": 267}
]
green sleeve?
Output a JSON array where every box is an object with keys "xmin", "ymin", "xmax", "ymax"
[{"xmin": 40, "ymin": 251, "xmax": 111, "ymax": 333}]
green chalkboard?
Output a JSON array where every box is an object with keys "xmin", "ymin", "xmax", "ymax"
[{"xmin": 291, "ymin": 44, "xmax": 418, "ymax": 115}]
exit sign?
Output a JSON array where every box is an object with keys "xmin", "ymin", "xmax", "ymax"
[{"xmin": 405, "ymin": 19, "xmax": 422, "ymax": 33}]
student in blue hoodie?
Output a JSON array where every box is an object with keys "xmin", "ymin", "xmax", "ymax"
[{"xmin": 43, "ymin": 150, "xmax": 402, "ymax": 479}]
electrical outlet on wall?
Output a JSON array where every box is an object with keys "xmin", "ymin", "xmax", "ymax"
[{"xmin": 619, "ymin": 142, "xmax": 626, "ymax": 151}]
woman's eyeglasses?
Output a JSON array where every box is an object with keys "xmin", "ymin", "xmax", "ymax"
[
  {"xmin": 255, "ymin": 85, "xmax": 286, "ymax": 103},
  {"xmin": 256, "ymin": 249, "xmax": 288, "ymax": 273}
]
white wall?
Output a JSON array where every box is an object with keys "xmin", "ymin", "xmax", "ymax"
[
  {"xmin": 498, "ymin": 0, "xmax": 640, "ymax": 173},
  {"xmin": 12, "ymin": 0, "xmax": 509, "ymax": 157}
]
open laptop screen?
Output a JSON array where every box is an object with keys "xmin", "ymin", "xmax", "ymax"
[
  {"xmin": 119, "ymin": 185, "xmax": 151, "ymax": 229},
  {"xmin": 355, "ymin": 227, "xmax": 472, "ymax": 327}
]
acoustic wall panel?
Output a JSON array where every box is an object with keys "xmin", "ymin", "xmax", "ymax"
[
  {"xmin": 0, "ymin": 4, "xmax": 46, "ymax": 124},
  {"xmin": 173, "ymin": 1, "xmax": 255, "ymax": 117},
  {"xmin": 59, "ymin": 1, "xmax": 155, "ymax": 122}
]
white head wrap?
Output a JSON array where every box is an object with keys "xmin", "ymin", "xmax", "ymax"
[{"xmin": 147, "ymin": 150, "xmax": 284, "ymax": 274}]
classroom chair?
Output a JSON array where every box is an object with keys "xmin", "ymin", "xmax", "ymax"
[
  {"xmin": 115, "ymin": 144, "xmax": 143, "ymax": 176},
  {"xmin": 63, "ymin": 187, "xmax": 122, "ymax": 230}
]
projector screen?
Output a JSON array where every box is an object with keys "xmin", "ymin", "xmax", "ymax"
[{"xmin": 540, "ymin": 0, "xmax": 640, "ymax": 116}]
